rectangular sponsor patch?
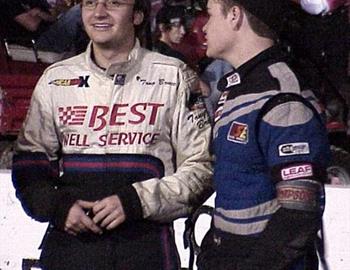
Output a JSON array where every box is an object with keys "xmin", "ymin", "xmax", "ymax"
[
  {"xmin": 114, "ymin": 74, "xmax": 126, "ymax": 85},
  {"xmin": 278, "ymin": 142, "xmax": 310, "ymax": 156},
  {"xmin": 226, "ymin": 73, "xmax": 241, "ymax": 87},
  {"xmin": 281, "ymin": 164, "xmax": 313, "ymax": 180},
  {"xmin": 227, "ymin": 121, "xmax": 248, "ymax": 144},
  {"xmin": 276, "ymin": 180, "xmax": 321, "ymax": 211},
  {"xmin": 277, "ymin": 186, "xmax": 317, "ymax": 208}
]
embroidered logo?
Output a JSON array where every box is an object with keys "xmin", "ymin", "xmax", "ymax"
[
  {"xmin": 278, "ymin": 142, "xmax": 310, "ymax": 156},
  {"xmin": 136, "ymin": 76, "xmax": 155, "ymax": 86},
  {"xmin": 49, "ymin": 76, "xmax": 90, "ymax": 87},
  {"xmin": 277, "ymin": 186, "xmax": 316, "ymax": 205},
  {"xmin": 58, "ymin": 106, "xmax": 88, "ymax": 125},
  {"xmin": 114, "ymin": 74, "xmax": 126, "ymax": 85},
  {"xmin": 281, "ymin": 164, "xmax": 313, "ymax": 180},
  {"xmin": 226, "ymin": 73, "xmax": 240, "ymax": 88},
  {"xmin": 227, "ymin": 121, "xmax": 248, "ymax": 144},
  {"xmin": 159, "ymin": 78, "xmax": 176, "ymax": 86}
]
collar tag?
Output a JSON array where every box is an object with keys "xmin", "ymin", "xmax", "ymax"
[{"xmin": 226, "ymin": 72, "xmax": 241, "ymax": 88}]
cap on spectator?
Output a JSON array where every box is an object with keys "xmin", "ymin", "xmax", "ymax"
[
  {"xmin": 234, "ymin": 0, "xmax": 288, "ymax": 33},
  {"xmin": 156, "ymin": 5, "xmax": 186, "ymax": 26}
]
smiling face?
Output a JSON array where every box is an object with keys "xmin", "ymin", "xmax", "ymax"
[{"xmin": 82, "ymin": 0, "xmax": 143, "ymax": 50}]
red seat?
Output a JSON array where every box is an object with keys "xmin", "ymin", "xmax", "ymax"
[{"xmin": 0, "ymin": 74, "xmax": 40, "ymax": 136}]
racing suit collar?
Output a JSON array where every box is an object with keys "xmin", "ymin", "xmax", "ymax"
[
  {"xmin": 217, "ymin": 45, "xmax": 287, "ymax": 92},
  {"xmin": 85, "ymin": 39, "xmax": 142, "ymax": 77}
]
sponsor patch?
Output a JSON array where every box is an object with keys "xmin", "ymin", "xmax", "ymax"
[
  {"xmin": 227, "ymin": 121, "xmax": 248, "ymax": 144},
  {"xmin": 58, "ymin": 106, "xmax": 88, "ymax": 125},
  {"xmin": 276, "ymin": 180, "xmax": 320, "ymax": 211},
  {"xmin": 136, "ymin": 76, "xmax": 155, "ymax": 86},
  {"xmin": 58, "ymin": 102, "xmax": 164, "ymax": 130},
  {"xmin": 278, "ymin": 142, "xmax": 310, "ymax": 156},
  {"xmin": 159, "ymin": 78, "xmax": 176, "ymax": 86},
  {"xmin": 226, "ymin": 73, "xmax": 241, "ymax": 88},
  {"xmin": 114, "ymin": 74, "xmax": 126, "ymax": 85},
  {"xmin": 49, "ymin": 75, "xmax": 90, "ymax": 87},
  {"xmin": 281, "ymin": 164, "xmax": 313, "ymax": 180},
  {"xmin": 277, "ymin": 186, "xmax": 316, "ymax": 206}
]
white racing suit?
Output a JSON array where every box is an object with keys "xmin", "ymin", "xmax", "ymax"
[{"xmin": 12, "ymin": 40, "xmax": 213, "ymax": 270}]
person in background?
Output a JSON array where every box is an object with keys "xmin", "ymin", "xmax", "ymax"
[
  {"xmin": 154, "ymin": 5, "xmax": 213, "ymax": 108},
  {"xmin": 153, "ymin": 4, "xmax": 187, "ymax": 63},
  {"xmin": 201, "ymin": 59, "xmax": 232, "ymax": 123},
  {"xmin": 174, "ymin": 10, "xmax": 210, "ymax": 71},
  {"xmin": 197, "ymin": 0, "xmax": 331, "ymax": 269},
  {"xmin": 11, "ymin": 0, "xmax": 213, "ymax": 268},
  {"xmin": 0, "ymin": 0, "xmax": 88, "ymax": 54}
]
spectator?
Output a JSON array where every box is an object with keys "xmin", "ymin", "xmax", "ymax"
[
  {"xmin": 154, "ymin": 5, "xmax": 212, "ymax": 103},
  {"xmin": 174, "ymin": 10, "xmax": 213, "ymax": 73},
  {"xmin": 201, "ymin": 59, "xmax": 232, "ymax": 122},
  {"xmin": 11, "ymin": 0, "xmax": 213, "ymax": 269},
  {"xmin": 0, "ymin": 0, "xmax": 88, "ymax": 54},
  {"xmin": 197, "ymin": 0, "xmax": 331, "ymax": 270},
  {"xmin": 153, "ymin": 5, "xmax": 188, "ymax": 63}
]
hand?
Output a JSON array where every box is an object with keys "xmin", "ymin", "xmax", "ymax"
[
  {"xmin": 28, "ymin": 7, "xmax": 42, "ymax": 17},
  {"xmin": 92, "ymin": 195, "xmax": 126, "ymax": 230},
  {"xmin": 64, "ymin": 200, "xmax": 102, "ymax": 236}
]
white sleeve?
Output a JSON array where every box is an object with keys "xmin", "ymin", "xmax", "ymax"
[{"xmin": 132, "ymin": 66, "xmax": 213, "ymax": 222}]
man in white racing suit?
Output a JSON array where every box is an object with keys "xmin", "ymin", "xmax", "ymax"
[{"xmin": 11, "ymin": 0, "xmax": 213, "ymax": 269}]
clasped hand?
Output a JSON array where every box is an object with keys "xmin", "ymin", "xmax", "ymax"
[{"xmin": 64, "ymin": 195, "xmax": 126, "ymax": 236}]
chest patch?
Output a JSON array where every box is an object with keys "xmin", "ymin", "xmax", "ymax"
[
  {"xmin": 227, "ymin": 121, "xmax": 248, "ymax": 144},
  {"xmin": 49, "ymin": 76, "xmax": 90, "ymax": 87},
  {"xmin": 114, "ymin": 74, "xmax": 126, "ymax": 85}
]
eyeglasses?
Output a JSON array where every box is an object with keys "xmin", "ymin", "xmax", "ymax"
[{"xmin": 82, "ymin": 0, "xmax": 134, "ymax": 10}]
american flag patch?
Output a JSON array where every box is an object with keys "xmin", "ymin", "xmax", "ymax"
[{"xmin": 58, "ymin": 106, "xmax": 88, "ymax": 125}]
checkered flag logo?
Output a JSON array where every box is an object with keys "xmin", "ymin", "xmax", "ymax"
[{"xmin": 58, "ymin": 106, "xmax": 88, "ymax": 125}]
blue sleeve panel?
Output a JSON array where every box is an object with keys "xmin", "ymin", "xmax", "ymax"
[{"xmin": 237, "ymin": 95, "xmax": 330, "ymax": 270}]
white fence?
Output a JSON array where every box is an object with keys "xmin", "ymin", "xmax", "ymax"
[{"xmin": 1, "ymin": 170, "xmax": 349, "ymax": 270}]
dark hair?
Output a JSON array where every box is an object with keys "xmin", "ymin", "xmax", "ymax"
[
  {"xmin": 134, "ymin": 0, "xmax": 151, "ymax": 39},
  {"xmin": 152, "ymin": 5, "xmax": 186, "ymax": 44},
  {"xmin": 155, "ymin": 5, "xmax": 186, "ymax": 26},
  {"xmin": 217, "ymin": 0, "xmax": 278, "ymax": 40}
]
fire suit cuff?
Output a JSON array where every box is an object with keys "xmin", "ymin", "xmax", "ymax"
[
  {"xmin": 116, "ymin": 186, "xmax": 143, "ymax": 220},
  {"xmin": 52, "ymin": 191, "xmax": 80, "ymax": 230},
  {"xmin": 236, "ymin": 208, "xmax": 321, "ymax": 270}
]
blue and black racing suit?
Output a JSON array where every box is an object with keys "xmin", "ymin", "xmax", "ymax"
[{"xmin": 197, "ymin": 46, "xmax": 330, "ymax": 270}]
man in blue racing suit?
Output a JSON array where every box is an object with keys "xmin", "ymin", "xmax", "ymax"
[{"xmin": 197, "ymin": 0, "xmax": 331, "ymax": 269}]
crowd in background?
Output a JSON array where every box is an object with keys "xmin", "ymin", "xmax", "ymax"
[{"xmin": 0, "ymin": 0, "xmax": 349, "ymax": 184}]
